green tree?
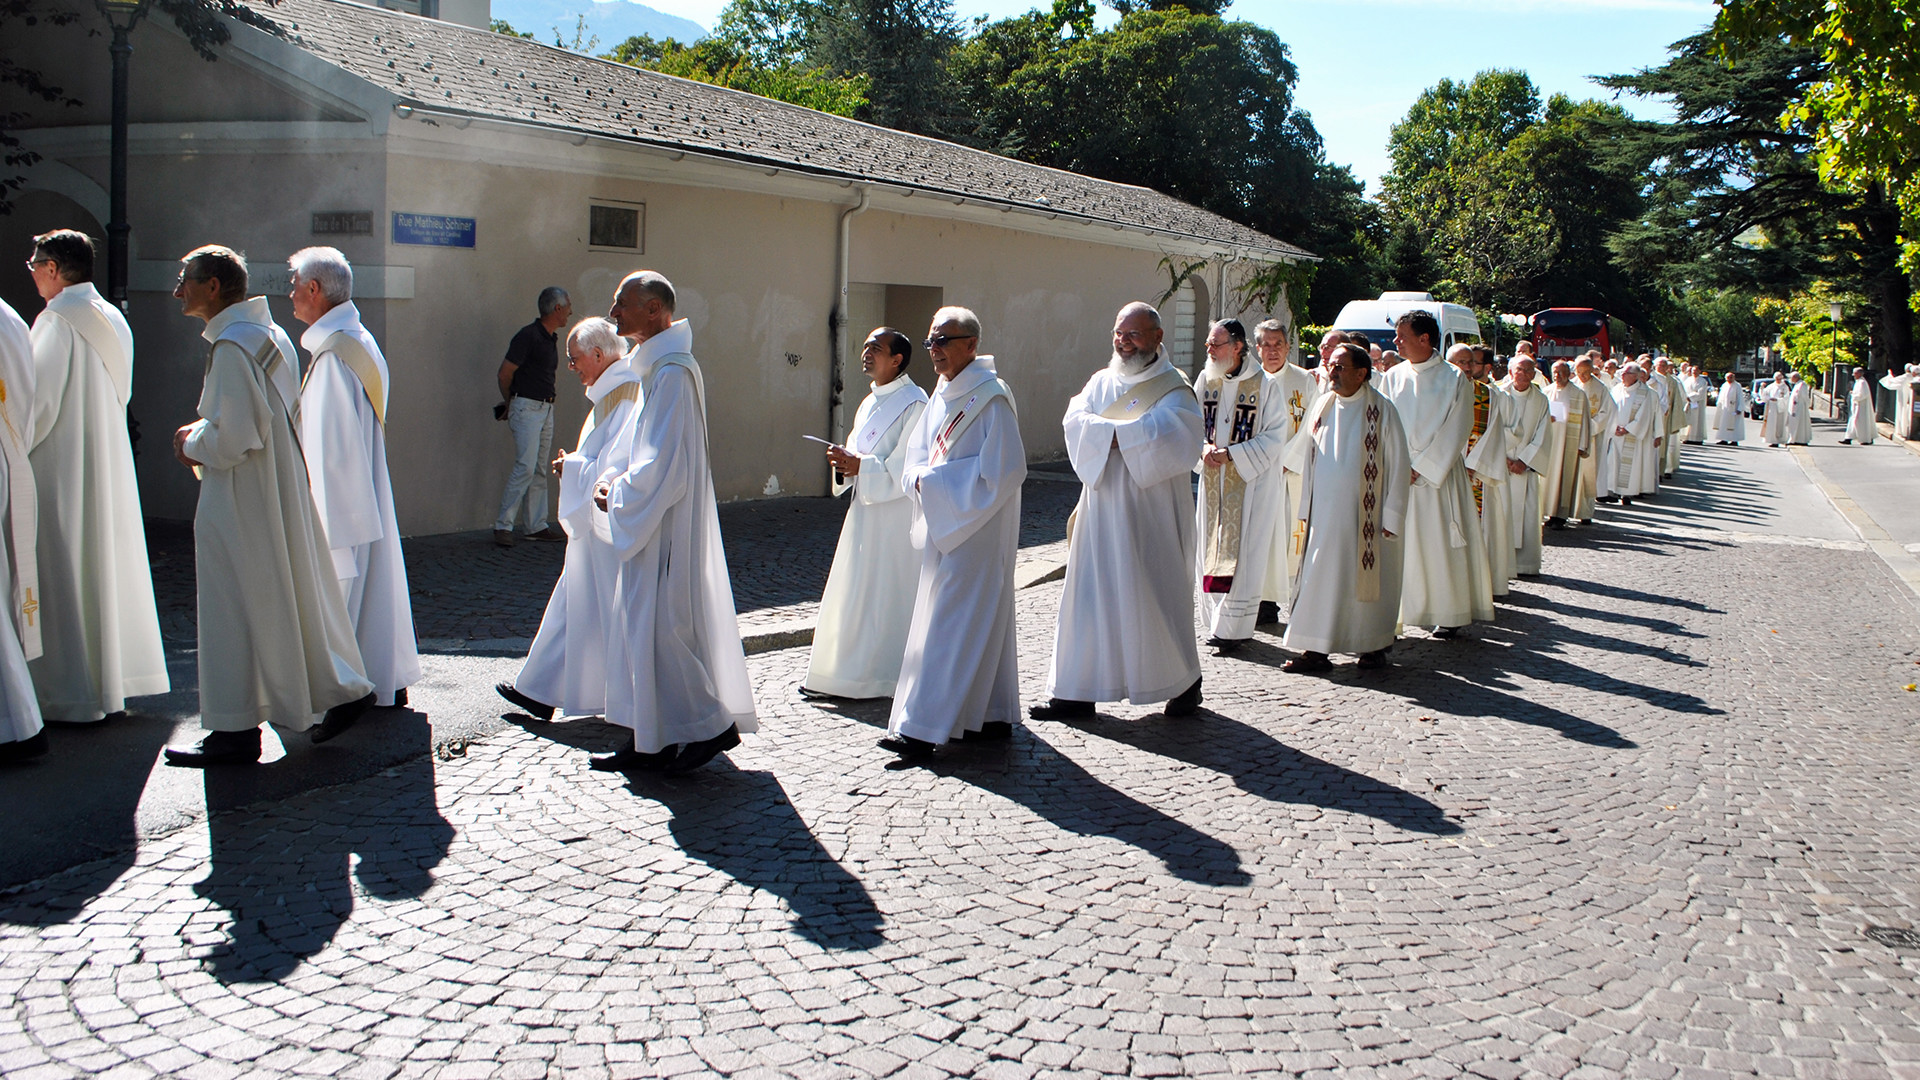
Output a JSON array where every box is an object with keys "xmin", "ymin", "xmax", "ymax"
[
  {"xmin": 1651, "ymin": 286, "xmax": 1776, "ymax": 367},
  {"xmin": 490, "ymin": 18, "xmax": 534, "ymax": 38},
  {"xmin": 812, "ymin": 0, "xmax": 970, "ymax": 138},
  {"xmin": 605, "ymin": 33, "xmax": 869, "ymax": 117}
]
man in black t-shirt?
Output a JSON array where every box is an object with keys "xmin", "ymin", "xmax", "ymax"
[{"xmin": 493, "ymin": 286, "xmax": 572, "ymax": 546}]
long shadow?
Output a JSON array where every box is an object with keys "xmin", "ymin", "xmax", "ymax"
[
  {"xmin": 1068, "ymin": 712, "xmax": 1461, "ymax": 835},
  {"xmin": 628, "ymin": 766, "xmax": 886, "ymax": 951},
  {"xmin": 1535, "ymin": 573, "xmax": 1723, "ymax": 614},
  {"xmin": 192, "ymin": 712, "xmax": 453, "ymax": 983},
  {"xmin": 1374, "ymin": 662, "xmax": 1641, "ymax": 748},
  {"xmin": 1500, "ymin": 590, "xmax": 1707, "ymax": 644}
]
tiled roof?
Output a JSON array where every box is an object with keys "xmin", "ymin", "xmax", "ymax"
[{"xmin": 263, "ymin": 0, "xmax": 1313, "ymax": 260}]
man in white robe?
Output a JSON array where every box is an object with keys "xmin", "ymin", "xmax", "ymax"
[
  {"xmin": 1654, "ymin": 359, "xmax": 1688, "ymax": 478},
  {"xmin": 1880, "ymin": 364, "xmax": 1916, "ymax": 440},
  {"xmin": 164, "ymin": 246, "xmax": 374, "ymax": 765},
  {"xmin": 1456, "ymin": 346, "xmax": 1511, "ymax": 599},
  {"xmin": 1599, "ymin": 364, "xmax": 1661, "ymax": 506},
  {"xmin": 1379, "ymin": 311, "xmax": 1486, "ymax": 638},
  {"xmin": 1639, "ymin": 359, "xmax": 1672, "ymax": 489},
  {"xmin": 23, "ymin": 229, "xmax": 168, "ymax": 723},
  {"xmin": 1031, "ymin": 302, "xmax": 1205, "ymax": 720},
  {"xmin": 1281, "ymin": 343, "xmax": 1409, "ymax": 672},
  {"xmin": 1760, "ymin": 373, "xmax": 1790, "ymax": 446},
  {"xmin": 1841, "ymin": 368, "xmax": 1877, "ymax": 444},
  {"xmin": 1787, "ymin": 372, "xmax": 1813, "ymax": 444},
  {"xmin": 1192, "ymin": 319, "xmax": 1290, "ymax": 651},
  {"xmin": 1541, "ymin": 361, "xmax": 1592, "ymax": 530},
  {"xmin": 1253, "ymin": 319, "xmax": 1319, "ymax": 626},
  {"xmin": 1500, "ymin": 357, "xmax": 1552, "ymax": 577},
  {"xmin": 289, "ymin": 247, "xmax": 420, "ymax": 710},
  {"xmin": 1712, "ymin": 373, "xmax": 1747, "ymax": 444},
  {"xmin": 0, "ymin": 299, "xmax": 46, "ymax": 763},
  {"xmin": 881, "ymin": 308, "xmax": 1025, "ymax": 763},
  {"xmin": 1572, "ymin": 356, "xmax": 1616, "ymax": 521},
  {"xmin": 496, "ymin": 317, "xmax": 639, "ymax": 722},
  {"xmin": 803, "ymin": 327, "xmax": 928, "ymax": 699},
  {"xmin": 593, "ymin": 271, "xmax": 756, "ymax": 775},
  {"xmin": 1683, "ymin": 364, "xmax": 1711, "ymax": 444}
]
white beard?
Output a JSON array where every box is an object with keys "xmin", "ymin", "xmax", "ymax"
[
  {"xmin": 1113, "ymin": 349, "xmax": 1155, "ymax": 376},
  {"xmin": 1203, "ymin": 356, "xmax": 1240, "ymax": 382}
]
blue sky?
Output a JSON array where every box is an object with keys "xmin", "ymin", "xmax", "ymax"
[{"xmin": 640, "ymin": 0, "xmax": 1720, "ymax": 191}]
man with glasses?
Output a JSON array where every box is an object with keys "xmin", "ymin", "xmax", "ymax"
[
  {"xmin": 162, "ymin": 245, "xmax": 374, "ymax": 765},
  {"xmin": 1281, "ymin": 343, "xmax": 1409, "ymax": 672},
  {"xmin": 880, "ymin": 309, "xmax": 1024, "ymax": 764},
  {"xmin": 1031, "ymin": 301, "xmax": 1205, "ymax": 722},
  {"xmin": 23, "ymin": 229, "xmax": 168, "ymax": 724}
]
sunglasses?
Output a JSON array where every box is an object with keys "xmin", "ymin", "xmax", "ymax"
[{"xmin": 925, "ymin": 333, "xmax": 976, "ymax": 349}]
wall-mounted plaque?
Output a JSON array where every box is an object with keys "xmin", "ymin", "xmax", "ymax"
[
  {"xmin": 393, "ymin": 212, "xmax": 476, "ymax": 248},
  {"xmin": 312, "ymin": 211, "xmax": 373, "ymax": 236},
  {"xmin": 589, "ymin": 203, "xmax": 643, "ymax": 251}
]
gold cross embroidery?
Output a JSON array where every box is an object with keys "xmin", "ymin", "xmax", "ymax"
[{"xmin": 20, "ymin": 587, "xmax": 36, "ymax": 627}]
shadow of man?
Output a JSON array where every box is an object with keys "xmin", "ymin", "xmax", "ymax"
[
  {"xmin": 627, "ymin": 764, "xmax": 886, "ymax": 951},
  {"xmin": 193, "ymin": 711, "xmax": 453, "ymax": 983}
]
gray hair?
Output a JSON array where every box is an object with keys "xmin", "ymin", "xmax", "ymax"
[
  {"xmin": 567, "ymin": 316, "xmax": 623, "ymax": 358},
  {"xmin": 932, "ymin": 305, "xmax": 981, "ymax": 338},
  {"xmin": 289, "ymin": 246, "xmax": 353, "ymax": 304},
  {"xmin": 1254, "ymin": 318, "xmax": 1287, "ymax": 340},
  {"xmin": 537, "ymin": 286, "xmax": 571, "ymax": 318},
  {"xmin": 1553, "ymin": 361, "xmax": 1574, "ymax": 377},
  {"xmin": 1117, "ymin": 301, "xmax": 1161, "ymax": 328},
  {"xmin": 616, "ymin": 271, "xmax": 674, "ymax": 313}
]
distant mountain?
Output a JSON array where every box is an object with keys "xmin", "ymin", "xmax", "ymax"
[{"xmin": 489, "ymin": 0, "xmax": 706, "ymax": 49}]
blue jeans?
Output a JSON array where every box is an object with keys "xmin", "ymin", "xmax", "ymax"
[{"xmin": 494, "ymin": 397, "xmax": 554, "ymax": 532}]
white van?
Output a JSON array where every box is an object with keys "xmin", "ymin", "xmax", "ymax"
[{"xmin": 1331, "ymin": 292, "xmax": 1483, "ymax": 353}]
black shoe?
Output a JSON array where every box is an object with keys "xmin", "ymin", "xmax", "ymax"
[
  {"xmin": 1256, "ymin": 601, "xmax": 1281, "ymax": 625},
  {"xmin": 1164, "ymin": 678, "xmax": 1203, "ymax": 717},
  {"xmin": 1840, "ymin": 438, "xmax": 1852, "ymax": 444},
  {"xmin": 1432, "ymin": 625, "xmax": 1460, "ymax": 640},
  {"xmin": 524, "ymin": 525, "xmax": 567, "ymax": 542},
  {"xmin": 1208, "ymin": 637, "xmax": 1246, "ymax": 656},
  {"xmin": 312, "ymin": 692, "xmax": 376, "ymax": 745},
  {"xmin": 392, "ymin": 688, "xmax": 407, "ymax": 708},
  {"xmin": 796, "ymin": 685, "xmax": 838, "ymax": 702},
  {"xmin": 496, "ymin": 681, "xmax": 555, "ymax": 721},
  {"xmin": 590, "ymin": 746, "xmax": 675, "ymax": 772},
  {"xmin": 961, "ymin": 721, "xmax": 1013, "ymax": 743},
  {"xmin": 0, "ymin": 730, "xmax": 49, "ymax": 764},
  {"xmin": 1620, "ymin": 497, "xmax": 1633, "ymax": 507},
  {"xmin": 666, "ymin": 724, "xmax": 741, "ymax": 775},
  {"xmin": 164, "ymin": 728, "xmax": 262, "ymax": 767},
  {"xmin": 1282, "ymin": 653, "xmax": 1333, "ymax": 674},
  {"xmin": 1546, "ymin": 518, "xmax": 1565, "ymax": 531},
  {"xmin": 1028, "ymin": 698, "xmax": 1094, "ymax": 721},
  {"xmin": 1356, "ymin": 649, "xmax": 1390, "ymax": 670},
  {"xmin": 878, "ymin": 734, "xmax": 935, "ymax": 758}
]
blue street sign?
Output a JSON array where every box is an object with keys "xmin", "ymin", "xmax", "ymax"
[{"xmin": 392, "ymin": 212, "xmax": 476, "ymax": 248}]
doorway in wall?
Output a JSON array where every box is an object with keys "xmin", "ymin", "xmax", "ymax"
[{"xmin": 842, "ymin": 282, "xmax": 943, "ymax": 439}]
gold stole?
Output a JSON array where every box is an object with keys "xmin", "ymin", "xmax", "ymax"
[
  {"xmin": 1065, "ymin": 367, "xmax": 1192, "ymax": 542},
  {"xmin": 316, "ymin": 331, "xmax": 389, "ymax": 425},
  {"xmin": 1199, "ymin": 373, "xmax": 1261, "ymax": 593},
  {"xmin": 1466, "ymin": 382, "xmax": 1490, "ymax": 514}
]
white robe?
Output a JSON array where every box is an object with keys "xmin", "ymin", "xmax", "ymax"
[
  {"xmin": 1500, "ymin": 380, "xmax": 1552, "ymax": 576},
  {"xmin": 1760, "ymin": 381, "xmax": 1790, "ymax": 445},
  {"xmin": 1573, "ymin": 377, "xmax": 1615, "ymax": 514},
  {"xmin": 26, "ymin": 282, "xmax": 168, "ymax": 722},
  {"xmin": 1659, "ymin": 372, "xmax": 1688, "ymax": 475},
  {"xmin": 888, "ymin": 356, "xmax": 1024, "ymax": 744},
  {"xmin": 516, "ymin": 357, "xmax": 642, "ymax": 716},
  {"xmin": 1255, "ymin": 362, "xmax": 1321, "ymax": 611},
  {"xmin": 296, "ymin": 301, "xmax": 420, "ymax": 708},
  {"xmin": 1880, "ymin": 370, "xmax": 1915, "ymax": 440},
  {"xmin": 1847, "ymin": 377, "xmax": 1877, "ymax": 444},
  {"xmin": 1283, "ymin": 383, "xmax": 1409, "ymax": 656},
  {"xmin": 1463, "ymin": 379, "xmax": 1512, "ymax": 597},
  {"xmin": 603, "ymin": 320, "xmax": 757, "ymax": 753},
  {"xmin": 1712, "ymin": 381, "xmax": 1746, "ymax": 442},
  {"xmin": 1540, "ymin": 381, "xmax": 1591, "ymax": 520},
  {"xmin": 1601, "ymin": 381, "xmax": 1661, "ymax": 498},
  {"xmin": 1684, "ymin": 375, "xmax": 1711, "ymax": 442},
  {"xmin": 1380, "ymin": 354, "xmax": 1487, "ymax": 628},
  {"xmin": 805, "ymin": 375, "xmax": 928, "ymax": 698},
  {"xmin": 1192, "ymin": 360, "xmax": 1294, "ymax": 640},
  {"xmin": 1788, "ymin": 381, "xmax": 1813, "ymax": 444},
  {"xmin": 1047, "ymin": 350, "xmax": 1205, "ymax": 704},
  {"xmin": 180, "ymin": 297, "xmax": 372, "ymax": 731},
  {"xmin": 0, "ymin": 300, "xmax": 42, "ymax": 744}
]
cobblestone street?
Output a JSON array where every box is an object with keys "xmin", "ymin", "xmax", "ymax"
[{"xmin": 5, "ymin": 422, "xmax": 1920, "ymax": 1079}]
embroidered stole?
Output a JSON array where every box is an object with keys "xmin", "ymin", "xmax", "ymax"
[
  {"xmin": 0, "ymin": 375, "xmax": 39, "ymax": 658},
  {"xmin": 1466, "ymin": 382, "xmax": 1490, "ymax": 514},
  {"xmin": 929, "ymin": 380, "xmax": 1013, "ymax": 465},
  {"xmin": 1098, "ymin": 366, "xmax": 1191, "ymax": 422},
  {"xmin": 1293, "ymin": 390, "xmax": 1386, "ymax": 602},
  {"xmin": 1199, "ymin": 373, "xmax": 1261, "ymax": 593},
  {"xmin": 318, "ymin": 331, "xmax": 389, "ymax": 425}
]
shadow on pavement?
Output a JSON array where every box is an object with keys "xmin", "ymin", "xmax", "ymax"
[
  {"xmin": 627, "ymin": 765, "xmax": 887, "ymax": 952},
  {"xmin": 1070, "ymin": 711, "xmax": 1462, "ymax": 836},
  {"xmin": 192, "ymin": 712, "xmax": 453, "ymax": 983}
]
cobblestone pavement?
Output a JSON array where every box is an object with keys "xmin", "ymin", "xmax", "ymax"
[{"xmin": 7, "ymin": 439, "xmax": 1920, "ymax": 1079}]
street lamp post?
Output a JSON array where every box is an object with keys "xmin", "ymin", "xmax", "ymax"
[
  {"xmin": 1829, "ymin": 301, "xmax": 1844, "ymax": 420},
  {"xmin": 99, "ymin": 0, "xmax": 149, "ymax": 310}
]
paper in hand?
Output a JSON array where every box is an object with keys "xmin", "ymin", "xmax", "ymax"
[{"xmin": 1549, "ymin": 400, "xmax": 1569, "ymax": 422}]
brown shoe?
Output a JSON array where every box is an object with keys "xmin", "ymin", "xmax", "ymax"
[
  {"xmin": 493, "ymin": 529, "xmax": 516, "ymax": 548},
  {"xmin": 525, "ymin": 525, "xmax": 566, "ymax": 542}
]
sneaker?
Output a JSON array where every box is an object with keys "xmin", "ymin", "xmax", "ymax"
[{"xmin": 525, "ymin": 525, "xmax": 567, "ymax": 542}]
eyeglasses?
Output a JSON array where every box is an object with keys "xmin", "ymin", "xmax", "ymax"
[
  {"xmin": 924, "ymin": 333, "xmax": 976, "ymax": 349},
  {"xmin": 25, "ymin": 258, "xmax": 51, "ymax": 271}
]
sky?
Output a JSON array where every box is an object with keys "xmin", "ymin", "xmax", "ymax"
[{"xmin": 638, "ymin": 0, "xmax": 1721, "ymax": 193}]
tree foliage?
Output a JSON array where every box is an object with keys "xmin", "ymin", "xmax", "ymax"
[{"xmin": 605, "ymin": 32, "xmax": 869, "ymax": 116}]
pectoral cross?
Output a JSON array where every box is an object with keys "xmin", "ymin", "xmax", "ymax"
[
  {"xmin": 1292, "ymin": 519, "xmax": 1307, "ymax": 555},
  {"xmin": 20, "ymin": 587, "xmax": 36, "ymax": 627}
]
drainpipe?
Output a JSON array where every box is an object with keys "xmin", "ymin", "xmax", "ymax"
[{"xmin": 830, "ymin": 187, "xmax": 871, "ymax": 449}]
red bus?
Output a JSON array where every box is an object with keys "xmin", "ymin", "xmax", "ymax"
[{"xmin": 1531, "ymin": 308, "xmax": 1611, "ymax": 363}]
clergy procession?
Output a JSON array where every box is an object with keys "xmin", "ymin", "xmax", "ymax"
[{"xmin": 0, "ymin": 229, "xmax": 1892, "ymax": 776}]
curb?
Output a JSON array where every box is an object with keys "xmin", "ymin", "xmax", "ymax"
[{"xmin": 1788, "ymin": 445, "xmax": 1920, "ymax": 604}]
